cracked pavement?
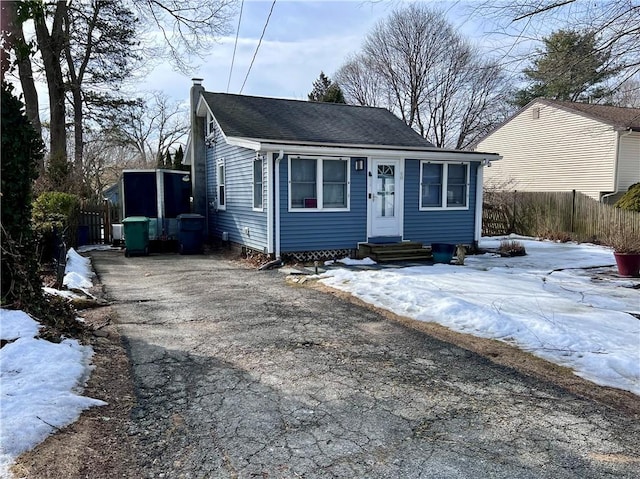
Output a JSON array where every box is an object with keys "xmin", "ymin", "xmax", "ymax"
[{"xmin": 90, "ymin": 251, "xmax": 639, "ymax": 478}]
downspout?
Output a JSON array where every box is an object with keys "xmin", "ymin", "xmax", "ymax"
[
  {"xmin": 601, "ymin": 129, "xmax": 632, "ymax": 203},
  {"xmin": 275, "ymin": 150, "xmax": 284, "ymax": 259},
  {"xmin": 474, "ymin": 161, "xmax": 485, "ymax": 248}
]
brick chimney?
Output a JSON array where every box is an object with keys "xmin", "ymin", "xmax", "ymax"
[{"xmin": 190, "ymin": 78, "xmax": 206, "ymax": 217}]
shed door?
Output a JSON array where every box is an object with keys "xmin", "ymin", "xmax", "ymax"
[{"xmin": 369, "ymin": 159, "xmax": 402, "ymax": 238}]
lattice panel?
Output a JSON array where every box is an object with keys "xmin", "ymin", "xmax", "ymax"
[{"xmin": 284, "ymin": 249, "xmax": 353, "ymax": 263}]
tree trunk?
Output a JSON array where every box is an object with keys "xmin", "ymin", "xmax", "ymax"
[
  {"xmin": 2, "ymin": 2, "xmax": 44, "ymax": 170},
  {"xmin": 33, "ymin": 1, "xmax": 68, "ymax": 164}
]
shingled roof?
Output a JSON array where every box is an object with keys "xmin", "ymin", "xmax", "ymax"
[
  {"xmin": 538, "ymin": 99, "xmax": 640, "ymax": 131},
  {"xmin": 201, "ymin": 92, "xmax": 435, "ymax": 148}
]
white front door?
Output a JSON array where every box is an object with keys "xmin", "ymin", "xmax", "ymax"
[{"xmin": 369, "ymin": 159, "xmax": 403, "ymax": 238}]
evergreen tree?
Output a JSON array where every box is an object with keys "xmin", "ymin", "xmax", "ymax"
[
  {"xmin": 308, "ymin": 72, "xmax": 346, "ymax": 103},
  {"xmin": 514, "ymin": 29, "xmax": 619, "ymax": 107},
  {"xmin": 1, "ymin": 81, "xmax": 44, "ymax": 307},
  {"xmin": 173, "ymin": 145, "xmax": 185, "ymax": 170}
]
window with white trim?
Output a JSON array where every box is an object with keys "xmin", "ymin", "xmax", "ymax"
[
  {"xmin": 207, "ymin": 112, "xmax": 215, "ymax": 137},
  {"xmin": 420, "ymin": 161, "xmax": 469, "ymax": 210},
  {"xmin": 253, "ymin": 157, "xmax": 263, "ymax": 210},
  {"xmin": 289, "ymin": 157, "xmax": 349, "ymax": 210},
  {"xmin": 217, "ymin": 158, "xmax": 226, "ymax": 210}
]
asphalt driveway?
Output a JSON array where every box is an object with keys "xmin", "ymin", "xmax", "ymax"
[{"xmin": 90, "ymin": 250, "xmax": 639, "ymax": 478}]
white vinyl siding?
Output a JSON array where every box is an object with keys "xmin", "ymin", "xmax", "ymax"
[
  {"xmin": 476, "ymin": 102, "xmax": 619, "ymax": 200},
  {"xmin": 617, "ymin": 131, "xmax": 640, "ymax": 192}
]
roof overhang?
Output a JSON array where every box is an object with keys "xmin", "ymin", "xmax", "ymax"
[{"xmin": 226, "ymin": 136, "xmax": 501, "ymax": 162}]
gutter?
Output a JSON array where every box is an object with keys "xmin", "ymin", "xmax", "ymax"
[
  {"xmin": 227, "ymin": 137, "xmax": 501, "ymax": 162},
  {"xmin": 474, "ymin": 163, "xmax": 484, "ymax": 246}
]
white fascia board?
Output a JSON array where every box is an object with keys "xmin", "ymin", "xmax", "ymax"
[
  {"xmin": 226, "ymin": 136, "xmax": 264, "ymax": 151},
  {"xmin": 195, "ymin": 95, "xmax": 212, "ymax": 117},
  {"xmin": 256, "ymin": 142, "xmax": 501, "ymax": 162}
]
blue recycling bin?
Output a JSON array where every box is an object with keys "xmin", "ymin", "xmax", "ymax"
[
  {"xmin": 431, "ymin": 243, "xmax": 456, "ymax": 264},
  {"xmin": 77, "ymin": 225, "xmax": 90, "ymax": 247},
  {"xmin": 177, "ymin": 214, "xmax": 205, "ymax": 254}
]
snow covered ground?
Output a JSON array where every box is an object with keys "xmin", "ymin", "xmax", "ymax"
[
  {"xmin": 1, "ymin": 239, "xmax": 638, "ymax": 477},
  {"xmin": 319, "ymin": 236, "xmax": 640, "ymax": 395},
  {"xmin": 0, "ymin": 249, "xmax": 106, "ymax": 478}
]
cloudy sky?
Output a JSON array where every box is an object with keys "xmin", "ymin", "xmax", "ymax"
[{"xmin": 145, "ymin": 0, "xmax": 514, "ymax": 102}]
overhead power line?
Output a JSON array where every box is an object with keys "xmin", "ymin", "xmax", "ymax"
[
  {"xmin": 227, "ymin": 0, "xmax": 245, "ymax": 93},
  {"xmin": 240, "ymin": 0, "xmax": 277, "ymax": 94}
]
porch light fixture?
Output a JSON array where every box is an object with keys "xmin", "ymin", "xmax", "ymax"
[
  {"xmin": 182, "ymin": 174, "xmax": 190, "ymax": 182},
  {"xmin": 354, "ymin": 159, "xmax": 365, "ymax": 171},
  {"xmin": 481, "ymin": 158, "xmax": 492, "ymax": 167},
  {"xmin": 205, "ymin": 137, "xmax": 215, "ymax": 148}
]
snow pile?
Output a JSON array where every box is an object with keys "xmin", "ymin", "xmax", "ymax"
[
  {"xmin": 325, "ymin": 257, "xmax": 377, "ymax": 266},
  {"xmin": 1, "ymin": 250, "xmax": 105, "ymax": 477},
  {"xmin": 319, "ymin": 237, "xmax": 640, "ymax": 395},
  {"xmin": 62, "ymin": 248, "xmax": 95, "ymax": 294}
]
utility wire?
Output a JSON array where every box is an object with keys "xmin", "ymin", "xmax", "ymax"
[
  {"xmin": 240, "ymin": 0, "xmax": 277, "ymax": 94},
  {"xmin": 227, "ymin": 0, "xmax": 245, "ymax": 93}
]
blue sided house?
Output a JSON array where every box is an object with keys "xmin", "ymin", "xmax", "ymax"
[{"xmin": 187, "ymin": 79, "xmax": 500, "ymax": 261}]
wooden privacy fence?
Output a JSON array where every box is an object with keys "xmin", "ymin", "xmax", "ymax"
[
  {"xmin": 482, "ymin": 190, "xmax": 640, "ymax": 242},
  {"xmin": 79, "ymin": 200, "xmax": 113, "ymax": 245}
]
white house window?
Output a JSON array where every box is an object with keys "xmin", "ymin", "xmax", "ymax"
[
  {"xmin": 446, "ymin": 164, "xmax": 468, "ymax": 207},
  {"xmin": 207, "ymin": 112, "xmax": 215, "ymax": 137},
  {"xmin": 420, "ymin": 161, "xmax": 469, "ymax": 210},
  {"xmin": 421, "ymin": 163, "xmax": 443, "ymax": 207},
  {"xmin": 289, "ymin": 157, "xmax": 349, "ymax": 210},
  {"xmin": 217, "ymin": 158, "xmax": 226, "ymax": 210},
  {"xmin": 253, "ymin": 157, "xmax": 263, "ymax": 210}
]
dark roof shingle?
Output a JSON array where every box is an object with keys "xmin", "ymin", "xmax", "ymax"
[
  {"xmin": 201, "ymin": 92, "xmax": 434, "ymax": 148},
  {"xmin": 540, "ymin": 99, "xmax": 640, "ymax": 130}
]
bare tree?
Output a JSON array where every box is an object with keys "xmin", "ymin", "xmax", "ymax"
[
  {"xmin": 131, "ymin": 0, "xmax": 236, "ymax": 72},
  {"xmin": 82, "ymin": 135, "xmax": 142, "ymax": 202},
  {"xmin": 360, "ymin": 5, "xmax": 458, "ymax": 133},
  {"xmin": 335, "ymin": 53, "xmax": 387, "ymax": 107},
  {"xmin": 609, "ymin": 75, "xmax": 640, "ymax": 108},
  {"xmin": 335, "ymin": 4, "xmax": 513, "ymax": 148},
  {"xmin": 104, "ymin": 92, "xmax": 189, "ymax": 167}
]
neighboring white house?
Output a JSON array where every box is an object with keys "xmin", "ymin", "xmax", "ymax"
[{"xmin": 474, "ymin": 99, "xmax": 640, "ymax": 202}]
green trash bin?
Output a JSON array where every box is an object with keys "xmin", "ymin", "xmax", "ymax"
[{"xmin": 122, "ymin": 216, "xmax": 150, "ymax": 257}]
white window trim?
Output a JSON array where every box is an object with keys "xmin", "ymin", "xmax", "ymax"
[
  {"xmin": 217, "ymin": 158, "xmax": 226, "ymax": 211},
  {"xmin": 253, "ymin": 156, "xmax": 264, "ymax": 212},
  {"xmin": 288, "ymin": 156, "xmax": 351, "ymax": 212},
  {"xmin": 419, "ymin": 161, "xmax": 470, "ymax": 211},
  {"xmin": 206, "ymin": 111, "xmax": 216, "ymax": 138}
]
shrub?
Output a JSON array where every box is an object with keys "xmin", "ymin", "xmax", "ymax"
[
  {"xmin": 32, "ymin": 191, "xmax": 81, "ymax": 261},
  {"xmin": 614, "ymin": 183, "xmax": 640, "ymax": 212},
  {"xmin": 498, "ymin": 240, "xmax": 527, "ymax": 257},
  {"xmin": 1, "ymin": 81, "xmax": 43, "ymax": 308}
]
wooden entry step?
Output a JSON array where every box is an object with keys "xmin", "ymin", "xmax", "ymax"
[{"xmin": 358, "ymin": 242, "xmax": 432, "ymax": 263}]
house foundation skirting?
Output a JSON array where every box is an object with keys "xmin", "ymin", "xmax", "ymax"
[{"xmin": 282, "ymin": 249, "xmax": 355, "ymax": 263}]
